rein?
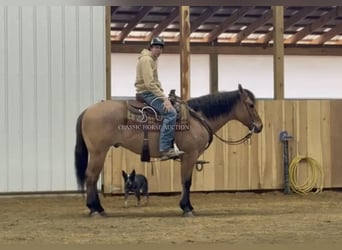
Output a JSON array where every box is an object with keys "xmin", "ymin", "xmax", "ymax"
[
  {"xmin": 169, "ymin": 91, "xmax": 214, "ymax": 150},
  {"xmin": 187, "ymin": 108, "xmax": 213, "ymax": 150},
  {"xmin": 214, "ymin": 126, "xmax": 255, "ymax": 145}
]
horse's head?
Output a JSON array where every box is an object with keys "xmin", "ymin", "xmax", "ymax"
[{"xmin": 235, "ymin": 84, "xmax": 263, "ymax": 133}]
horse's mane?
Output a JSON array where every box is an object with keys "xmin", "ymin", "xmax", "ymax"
[{"xmin": 187, "ymin": 89, "xmax": 255, "ymax": 120}]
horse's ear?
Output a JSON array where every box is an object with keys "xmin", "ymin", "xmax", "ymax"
[
  {"xmin": 131, "ymin": 169, "xmax": 136, "ymax": 177},
  {"xmin": 238, "ymin": 84, "xmax": 243, "ymax": 94},
  {"xmin": 238, "ymin": 84, "xmax": 248, "ymax": 99}
]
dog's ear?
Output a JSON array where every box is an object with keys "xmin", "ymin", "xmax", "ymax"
[
  {"xmin": 129, "ymin": 169, "xmax": 135, "ymax": 179},
  {"xmin": 122, "ymin": 170, "xmax": 127, "ymax": 180}
]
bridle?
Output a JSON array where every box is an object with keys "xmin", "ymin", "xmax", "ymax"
[
  {"xmin": 171, "ymin": 91, "xmax": 258, "ymax": 148},
  {"xmin": 214, "ymin": 96, "xmax": 258, "ymax": 145},
  {"xmin": 214, "ymin": 94, "xmax": 256, "ymax": 145},
  {"xmin": 187, "ymin": 102, "xmax": 257, "ymax": 148}
]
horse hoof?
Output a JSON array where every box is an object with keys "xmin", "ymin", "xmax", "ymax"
[
  {"xmin": 99, "ymin": 211, "xmax": 108, "ymax": 217},
  {"xmin": 89, "ymin": 211, "xmax": 107, "ymax": 217},
  {"xmin": 182, "ymin": 211, "xmax": 195, "ymax": 217}
]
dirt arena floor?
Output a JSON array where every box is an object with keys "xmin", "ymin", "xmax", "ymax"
[{"xmin": 1, "ymin": 190, "xmax": 342, "ymax": 249}]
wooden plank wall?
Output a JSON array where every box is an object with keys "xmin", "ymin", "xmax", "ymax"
[{"xmin": 103, "ymin": 100, "xmax": 342, "ymax": 194}]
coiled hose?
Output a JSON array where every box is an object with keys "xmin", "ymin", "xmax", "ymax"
[{"xmin": 289, "ymin": 156, "xmax": 324, "ymax": 195}]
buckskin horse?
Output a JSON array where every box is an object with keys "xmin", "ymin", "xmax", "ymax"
[{"xmin": 74, "ymin": 84, "xmax": 263, "ymax": 217}]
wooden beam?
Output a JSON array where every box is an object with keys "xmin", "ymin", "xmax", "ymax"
[
  {"xmin": 116, "ymin": 6, "xmax": 152, "ymax": 41},
  {"xmin": 333, "ymin": 40, "xmax": 342, "ymax": 45},
  {"xmin": 147, "ymin": 7, "xmax": 179, "ymax": 40},
  {"xmin": 285, "ymin": 7, "xmax": 339, "ymax": 44},
  {"xmin": 190, "ymin": 6, "xmax": 221, "ymax": 33},
  {"xmin": 179, "ymin": 6, "xmax": 191, "ymax": 101},
  {"xmin": 111, "ymin": 43, "xmax": 342, "ymax": 56},
  {"xmin": 312, "ymin": 20, "xmax": 342, "ymax": 44},
  {"xmin": 56, "ymin": 1, "xmax": 342, "ymax": 7},
  {"xmin": 259, "ymin": 7, "xmax": 316, "ymax": 44},
  {"xmin": 273, "ymin": 6, "xmax": 284, "ymax": 100},
  {"xmin": 232, "ymin": 9, "xmax": 273, "ymax": 43},
  {"xmin": 207, "ymin": 7, "xmax": 251, "ymax": 43}
]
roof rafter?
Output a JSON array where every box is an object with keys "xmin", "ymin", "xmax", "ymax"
[
  {"xmin": 312, "ymin": 21, "xmax": 342, "ymax": 44},
  {"xmin": 285, "ymin": 7, "xmax": 340, "ymax": 44},
  {"xmin": 111, "ymin": 6, "xmax": 119, "ymax": 18},
  {"xmin": 190, "ymin": 6, "xmax": 222, "ymax": 33},
  {"xmin": 147, "ymin": 7, "xmax": 179, "ymax": 40},
  {"xmin": 258, "ymin": 7, "xmax": 316, "ymax": 44},
  {"xmin": 116, "ymin": 6, "xmax": 153, "ymax": 41},
  {"xmin": 312, "ymin": 7, "xmax": 342, "ymax": 44},
  {"xmin": 207, "ymin": 6, "xmax": 252, "ymax": 43},
  {"xmin": 231, "ymin": 9, "xmax": 273, "ymax": 43}
]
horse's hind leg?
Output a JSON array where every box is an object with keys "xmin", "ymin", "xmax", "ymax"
[{"xmin": 86, "ymin": 150, "xmax": 107, "ymax": 216}]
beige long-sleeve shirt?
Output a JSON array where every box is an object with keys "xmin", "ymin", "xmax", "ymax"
[{"xmin": 135, "ymin": 49, "xmax": 165, "ymax": 97}]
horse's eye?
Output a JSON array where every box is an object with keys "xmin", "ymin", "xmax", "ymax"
[{"xmin": 249, "ymin": 103, "xmax": 255, "ymax": 109}]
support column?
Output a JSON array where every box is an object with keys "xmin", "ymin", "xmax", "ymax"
[
  {"xmin": 179, "ymin": 6, "xmax": 191, "ymax": 101},
  {"xmin": 105, "ymin": 6, "xmax": 112, "ymax": 100},
  {"xmin": 273, "ymin": 6, "xmax": 284, "ymax": 100},
  {"xmin": 209, "ymin": 53, "xmax": 218, "ymax": 94}
]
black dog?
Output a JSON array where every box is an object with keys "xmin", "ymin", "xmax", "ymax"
[{"xmin": 122, "ymin": 169, "xmax": 149, "ymax": 207}]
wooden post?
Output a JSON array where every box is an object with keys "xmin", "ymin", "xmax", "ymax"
[
  {"xmin": 105, "ymin": 6, "xmax": 112, "ymax": 100},
  {"xmin": 103, "ymin": 6, "xmax": 113, "ymax": 194},
  {"xmin": 209, "ymin": 53, "xmax": 218, "ymax": 93},
  {"xmin": 273, "ymin": 6, "xmax": 284, "ymax": 100},
  {"xmin": 179, "ymin": 6, "xmax": 191, "ymax": 101}
]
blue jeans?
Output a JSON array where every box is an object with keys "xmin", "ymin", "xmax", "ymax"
[{"xmin": 141, "ymin": 91, "xmax": 177, "ymax": 152}]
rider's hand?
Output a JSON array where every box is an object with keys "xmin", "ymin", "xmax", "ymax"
[{"xmin": 163, "ymin": 98, "xmax": 173, "ymax": 112}]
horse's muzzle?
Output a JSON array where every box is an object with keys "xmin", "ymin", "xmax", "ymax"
[{"xmin": 252, "ymin": 122, "xmax": 263, "ymax": 133}]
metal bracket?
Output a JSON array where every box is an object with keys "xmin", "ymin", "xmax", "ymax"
[
  {"xmin": 195, "ymin": 160, "xmax": 209, "ymax": 171},
  {"xmin": 279, "ymin": 130, "xmax": 293, "ymax": 195},
  {"xmin": 279, "ymin": 130, "xmax": 293, "ymax": 142}
]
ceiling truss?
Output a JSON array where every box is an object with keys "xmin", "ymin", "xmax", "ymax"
[{"xmin": 110, "ymin": 6, "xmax": 342, "ymax": 47}]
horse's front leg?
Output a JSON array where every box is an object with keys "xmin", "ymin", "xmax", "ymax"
[{"xmin": 179, "ymin": 154, "xmax": 198, "ymax": 217}]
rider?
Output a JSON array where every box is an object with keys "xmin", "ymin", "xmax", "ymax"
[{"xmin": 134, "ymin": 37, "xmax": 184, "ymax": 160}]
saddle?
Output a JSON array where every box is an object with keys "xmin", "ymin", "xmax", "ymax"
[
  {"xmin": 127, "ymin": 93, "xmax": 162, "ymax": 118},
  {"xmin": 126, "ymin": 90, "xmax": 189, "ymax": 131}
]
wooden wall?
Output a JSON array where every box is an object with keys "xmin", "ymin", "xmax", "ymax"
[{"xmin": 103, "ymin": 100, "xmax": 342, "ymax": 194}]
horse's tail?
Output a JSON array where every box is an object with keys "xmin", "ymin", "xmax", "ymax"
[{"xmin": 74, "ymin": 110, "xmax": 88, "ymax": 192}]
